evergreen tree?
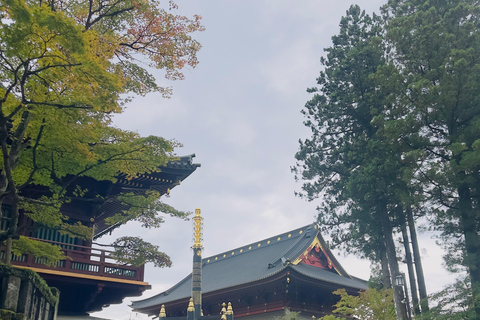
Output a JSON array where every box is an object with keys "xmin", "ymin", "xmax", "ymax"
[
  {"xmin": 294, "ymin": 6, "xmax": 410, "ymax": 319},
  {"xmin": 382, "ymin": 0, "xmax": 480, "ymax": 317}
]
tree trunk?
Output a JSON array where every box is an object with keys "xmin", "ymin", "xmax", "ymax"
[
  {"xmin": 458, "ymin": 184, "xmax": 480, "ymax": 319},
  {"xmin": 5, "ymin": 195, "xmax": 19, "ymax": 266},
  {"xmin": 400, "ymin": 208, "xmax": 420, "ymax": 316},
  {"xmin": 378, "ymin": 199, "xmax": 408, "ymax": 320},
  {"xmin": 380, "ymin": 242, "xmax": 392, "ymax": 289},
  {"xmin": 406, "ymin": 205, "xmax": 429, "ymax": 312}
]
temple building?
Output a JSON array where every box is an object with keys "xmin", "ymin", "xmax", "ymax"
[
  {"xmin": 131, "ymin": 223, "xmax": 367, "ymax": 319},
  {"xmin": 0, "ymin": 154, "xmax": 200, "ymax": 317}
]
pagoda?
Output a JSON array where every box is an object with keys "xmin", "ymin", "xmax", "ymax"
[
  {"xmin": 131, "ymin": 223, "xmax": 367, "ymax": 319},
  {"xmin": 0, "ymin": 154, "xmax": 200, "ymax": 317}
]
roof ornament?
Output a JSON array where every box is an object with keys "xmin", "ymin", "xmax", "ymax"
[
  {"xmin": 187, "ymin": 298, "xmax": 195, "ymax": 312},
  {"xmin": 227, "ymin": 302, "xmax": 233, "ymax": 315},
  {"xmin": 192, "ymin": 208, "xmax": 203, "ymax": 319},
  {"xmin": 159, "ymin": 304, "xmax": 166, "ymax": 318},
  {"xmin": 193, "ymin": 208, "xmax": 203, "ymax": 249},
  {"xmin": 221, "ymin": 302, "xmax": 227, "ymax": 320}
]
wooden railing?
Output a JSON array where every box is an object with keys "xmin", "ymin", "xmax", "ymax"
[{"xmin": 0, "ymin": 238, "xmax": 145, "ymax": 282}]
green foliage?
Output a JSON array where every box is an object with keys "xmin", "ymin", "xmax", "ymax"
[
  {"xmin": 110, "ymin": 236, "xmax": 171, "ymax": 268},
  {"xmin": 296, "ymin": 0, "xmax": 480, "ymax": 317},
  {"xmin": 105, "ymin": 191, "xmax": 189, "ymax": 229},
  {"xmin": 330, "ymin": 288, "xmax": 395, "ymax": 320},
  {"xmin": 12, "ymin": 236, "xmax": 65, "ymax": 267},
  {"xmin": 294, "ymin": 4, "xmax": 426, "ymax": 319},
  {"xmin": 0, "ymin": 0, "xmax": 203, "ymax": 267},
  {"xmin": 274, "ymin": 311, "xmax": 301, "ymax": 320},
  {"xmin": 418, "ymin": 275, "xmax": 476, "ymax": 320},
  {"xmin": 319, "ymin": 316, "xmax": 342, "ymax": 320},
  {"xmin": 0, "ymin": 264, "xmax": 60, "ymax": 305},
  {"xmin": 294, "ymin": 4, "xmax": 402, "ymax": 268},
  {"xmin": 382, "ymin": 0, "xmax": 480, "ymax": 316},
  {"xmin": 0, "ymin": 309, "xmax": 22, "ymax": 320}
]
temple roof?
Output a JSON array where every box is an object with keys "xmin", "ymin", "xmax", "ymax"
[
  {"xmin": 93, "ymin": 154, "xmax": 201, "ymax": 238},
  {"xmin": 131, "ymin": 224, "xmax": 367, "ymax": 311}
]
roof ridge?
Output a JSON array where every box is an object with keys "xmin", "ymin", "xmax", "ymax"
[
  {"xmin": 267, "ymin": 224, "xmax": 316, "ymax": 268},
  {"xmin": 201, "ymin": 224, "xmax": 314, "ymax": 265}
]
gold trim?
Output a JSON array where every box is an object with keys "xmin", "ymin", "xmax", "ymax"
[
  {"xmin": 15, "ymin": 266, "xmax": 149, "ymax": 286},
  {"xmin": 291, "ymin": 237, "xmax": 342, "ymax": 275},
  {"xmin": 193, "ymin": 208, "xmax": 203, "ymax": 248}
]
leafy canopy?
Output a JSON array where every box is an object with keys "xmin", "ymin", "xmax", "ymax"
[{"xmin": 0, "ymin": 0, "xmax": 203, "ymax": 266}]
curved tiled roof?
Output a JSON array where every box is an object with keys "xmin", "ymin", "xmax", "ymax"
[
  {"xmin": 94, "ymin": 154, "xmax": 200, "ymax": 239},
  {"xmin": 131, "ymin": 224, "xmax": 367, "ymax": 311}
]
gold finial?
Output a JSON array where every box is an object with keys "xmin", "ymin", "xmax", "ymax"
[
  {"xmin": 227, "ymin": 302, "xmax": 233, "ymax": 315},
  {"xmin": 187, "ymin": 298, "xmax": 195, "ymax": 312},
  {"xmin": 159, "ymin": 305, "xmax": 166, "ymax": 318},
  {"xmin": 193, "ymin": 208, "xmax": 203, "ymax": 248},
  {"xmin": 221, "ymin": 302, "xmax": 227, "ymax": 315}
]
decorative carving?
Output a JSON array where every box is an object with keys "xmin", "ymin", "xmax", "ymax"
[
  {"xmin": 193, "ymin": 208, "xmax": 203, "ymax": 248},
  {"xmin": 298, "ymin": 243, "xmax": 334, "ymax": 270}
]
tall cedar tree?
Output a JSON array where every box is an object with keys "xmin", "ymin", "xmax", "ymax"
[
  {"xmin": 0, "ymin": 0, "xmax": 203, "ymax": 266},
  {"xmin": 294, "ymin": 6, "xmax": 411, "ymax": 319},
  {"xmin": 382, "ymin": 0, "xmax": 480, "ymax": 317}
]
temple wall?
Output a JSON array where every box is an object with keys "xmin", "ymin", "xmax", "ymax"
[{"xmin": 0, "ymin": 266, "xmax": 59, "ymax": 320}]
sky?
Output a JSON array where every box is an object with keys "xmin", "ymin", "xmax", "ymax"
[{"xmin": 93, "ymin": 1, "xmax": 455, "ymax": 319}]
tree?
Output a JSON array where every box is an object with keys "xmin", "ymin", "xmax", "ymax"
[
  {"xmin": 322, "ymin": 288, "xmax": 396, "ymax": 320},
  {"xmin": 293, "ymin": 6, "xmax": 411, "ymax": 319},
  {"xmin": 382, "ymin": 0, "xmax": 480, "ymax": 317},
  {"xmin": 0, "ymin": 0, "xmax": 203, "ymax": 266},
  {"xmin": 274, "ymin": 311, "xmax": 301, "ymax": 320},
  {"xmin": 418, "ymin": 275, "xmax": 475, "ymax": 320}
]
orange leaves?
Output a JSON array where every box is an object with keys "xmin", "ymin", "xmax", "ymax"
[
  {"xmin": 118, "ymin": 3, "xmax": 204, "ymax": 82},
  {"xmin": 56, "ymin": 0, "xmax": 204, "ymax": 95}
]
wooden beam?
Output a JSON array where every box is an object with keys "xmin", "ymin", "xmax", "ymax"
[{"xmin": 14, "ymin": 266, "xmax": 149, "ymax": 286}]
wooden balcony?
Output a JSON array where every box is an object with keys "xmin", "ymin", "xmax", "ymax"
[{"xmin": 1, "ymin": 237, "xmax": 145, "ymax": 283}]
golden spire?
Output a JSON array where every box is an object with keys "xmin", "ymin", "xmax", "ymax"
[
  {"xmin": 193, "ymin": 208, "xmax": 203, "ymax": 248},
  {"xmin": 227, "ymin": 302, "xmax": 233, "ymax": 315},
  {"xmin": 187, "ymin": 298, "xmax": 195, "ymax": 312},
  {"xmin": 159, "ymin": 305, "xmax": 166, "ymax": 318}
]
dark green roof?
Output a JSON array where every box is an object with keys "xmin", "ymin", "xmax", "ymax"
[
  {"xmin": 94, "ymin": 154, "xmax": 200, "ymax": 239},
  {"xmin": 131, "ymin": 224, "xmax": 367, "ymax": 310}
]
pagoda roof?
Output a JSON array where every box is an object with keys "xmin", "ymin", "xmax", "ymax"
[
  {"xmin": 131, "ymin": 224, "xmax": 367, "ymax": 311},
  {"xmin": 93, "ymin": 154, "xmax": 200, "ymax": 238}
]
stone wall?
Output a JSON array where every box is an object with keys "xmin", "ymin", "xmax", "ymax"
[{"xmin": 0, "ymin": 265, "xmax": 59, "ymax": 320}]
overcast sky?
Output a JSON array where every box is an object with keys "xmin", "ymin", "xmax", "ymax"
[{"xmin": 93, "ymin": 1, "xmax": 454, "ymax": 319}]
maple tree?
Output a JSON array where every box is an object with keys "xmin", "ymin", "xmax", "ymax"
[
  {"xmin": 319, "ymin": 288, "xmax": 396, "ymax": 320},
  {"xmin": 0, "ymin": 0, "xmax": 203, "ymax": 265}
]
